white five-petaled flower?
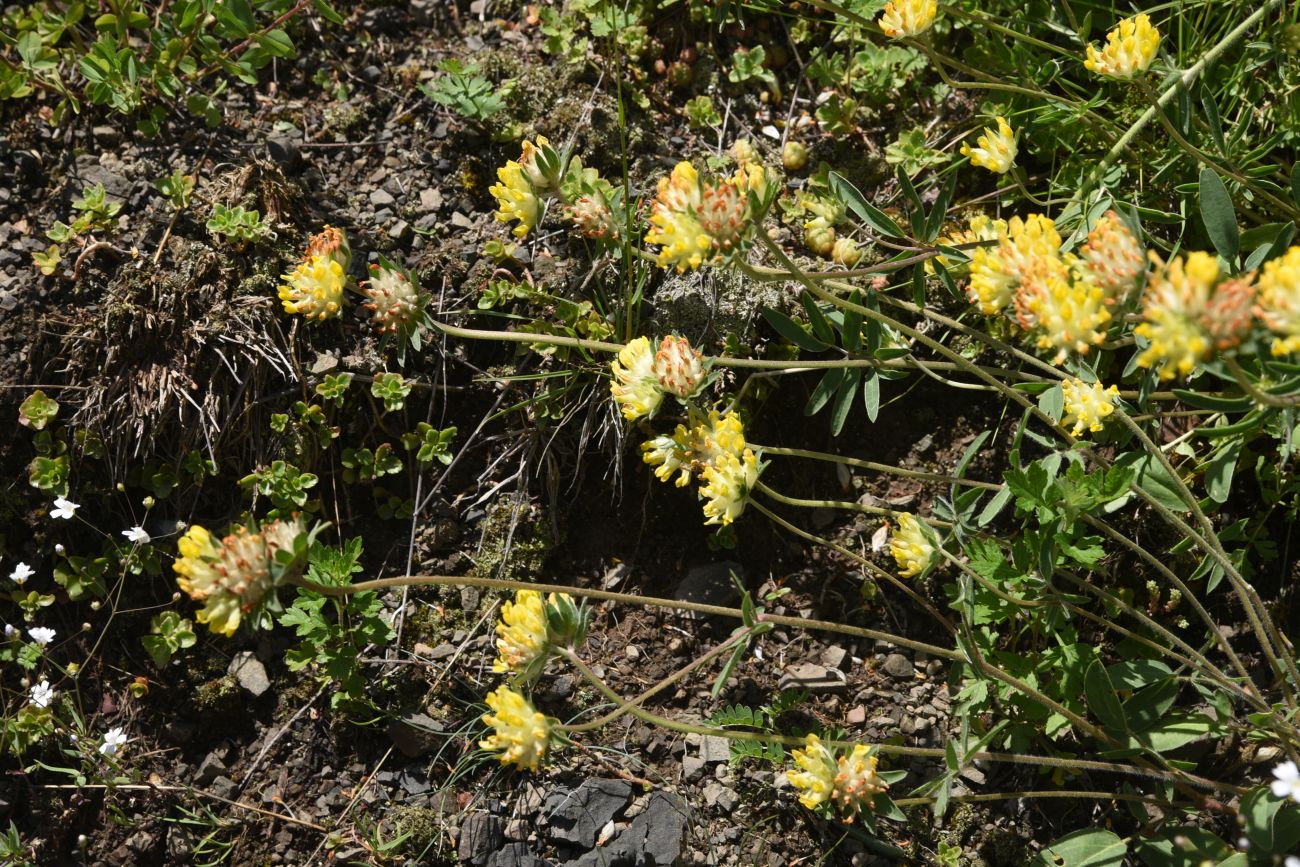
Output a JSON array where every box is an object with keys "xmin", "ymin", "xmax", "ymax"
[
  {"xmin": 28, "ymin": 626, "xmax": 56, "ymax": 646},
  {"xmin": 1272, "ymin": 761, "xmax": 1300, "ymax": 803},
  {"xmin": 51, "ymin": 497, "xmax": 79, "ymax": 520},
  {"xmin": 100, "ymin": 727, "xmax": 127, "ymax": 757},
  {"xmin": 121, "ymin": 526, "xmax": 151, "ymax": 545},
  {"xmin": 9, "ymin": 562, "xmax": 34, "ymax": 585},
  {"xmin": 29, "ymin": 680, "xmax": 54, "ymax": 709}
]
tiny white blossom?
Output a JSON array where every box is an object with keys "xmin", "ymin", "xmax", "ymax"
[
  {"xmin": 54, "ymin": 544, "xmax": 65, "ymax": 554},
  {"xmin": 9, "ymin": 562, "xmax": 34, "ymax": 585},
  {"xmin": 121, "ymin": 526, "xmax": 150, "ymax": 545},
  {"xmin": 51, "ymin": 497, "xmax": 80, "ymax": 520},
  {"xmin": 1285, "ymin": 856, "xmax": 1299, "ymax": 867},
  {"xmin": 28, "ymin": 627, "xmax": 56, "ymax": 646},
  {"xmin": 29, "ymin": 680, "xmax": 54, "ymax": 709},
  {"xmin": 3, "ymin": 624, "xmax": 14, "ymax": 638},
  {"xmin": 1272, "ymin": 761, "xmax": 1300, "ymax": 803},
  {"xmin": 100, "ymin": 727, "xmax": 127, "ymax": 757}
]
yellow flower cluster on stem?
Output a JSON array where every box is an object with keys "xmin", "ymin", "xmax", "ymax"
[
  {"xmin": 492, "ymin": 589, "xmax": 581, "ymax": 679},
  {"xmin": 1258, "ymin": 246, "xmax": 1300, "ymax": 356},
  {"xmin": 1085, "ymin": 14, "xmax": 1160, "ymax": 79},
  {"xmin": 480, "ymin": 687, "xmax": 553, "ymax": 772},
  {"xmin": 173, "ymin": 518, "xmax": 305, "ymax": 636},
  {"xmin": 1061, "ymin": 379, "xmax": 1120, "ymax": 437},
  {"xmin": 1134, "ymin": 251, "xmax": 1219, "ymax": 379},
  {"xmin": 962, "ymin": 211, "xmax": 1142, "ymax": 362},
  {"xmin": 788, "ymin": 734, "xmax": 888, "ymax": 823},
  {"xmin": 278, "ymin": 227, "xmax": 352, "ymax": 321},
  {"xmin": 889, "ymin": 513, "xmax": 939, "ymax": 578},
  {"xmin": 641, "ymin": 409, "xmax": 762, "ymax": 526},
  {"xmin": 961, "ymin": 117, "xmax": 1017, "ymax": 175},
  {"xmin": 878, "ymin": 0, "xmax": 937, "ymax": 38},
  {"xmin": 644, "ymin": 158, "xmax": 767, "ymax": 272},
  {"xmin": 610, "ymin": 335, "xmax": 707, "ymax": 421}
]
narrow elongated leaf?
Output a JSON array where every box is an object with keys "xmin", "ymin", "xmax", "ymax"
[
  {"xmin": 1170, "ymin": 388, "xmax": 1253, "ymax": 413},
  {"xmin": 1204, "ymin": 439, "xmax": 1242, "ymax": 503},
  {"xmin": 760, "ymin": 307, "xmax": 829, "ymax": 352},
  {"xmin": 862, "ymin": 371, "xmax": 880, "ymax": 422},
  {"xmin": 830, "ymin": 369, "xmax": 862, "ymax": 435},
  {"xmin": 1199, "ymin": 167, "xmax": 1239, "ymax": 262},
  {"xmin": 925, "ymin": 170, "xmax": 960, "ymax": 241},
  {"xmin": 805, "ymin": 367, "xmax": 846, "ymax": 416},
  {"xmin": 1084, "ymin": 659, "xmax": 1128, "ymax": 734},
  {"xmin": 1198, "ymin": 83, "xmax": 1226, "ymax": 153},
  {"xmin": 842, "ymin": 290, "xmax": 863, "ymax": 351},
  {"xmin": 828, "ymin": 171, "xmax": 904, "ymax": 237},
  {"xmin": 801, "ymin": 292, "xmax": 835, "ymax": 344}
]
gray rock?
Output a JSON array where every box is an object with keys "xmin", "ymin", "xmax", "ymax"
[
  {"xmin": 543, "ymin": 779, "xmax": 631, "ymax": 848},
  {"xmin": 386, "ymin": 712, "xmax": 447, "ymax": 758},
  {"xmin": 451, "ymin": 211, "xmax": 475, "ymax": 229},
  {"xmin": 673, "ymin": 562, "xmax": 743, "ymax": 616},
  {"xmin": 208, "ymin": 775, "xmax": 237, "ymax": 801},
  {"xmin": 699, "ymin": 735, "xmax": 731, "ymax": 764},
  {"xmin": 681, "ymin": 755, "xmax": 706, "ymax": 781},
  {"xmin": 388, "ymin": 219, "xmax": 410, "ymax": 240},
  {"xmin": 701, "ymin": 781, "xmax": 739, "ymax": 812},
  {"xmin": 777, "ymin": 662, "xmax": 848, "ymax": 695},
  {"xmin": 420, "ymin": 188, "xmax": 444, "ymax": 212},
  {"xmin": 195, "ymin": 746, "xmax": 229, "ymax": 785},
  {"xmin": 370, "ymin": 189, "xmax": 396, "ymax": 208},
  {"xmin": 459, "ymin": 813, "xmax": 504, "ymax": 867},
  {"xmin": 820, "ymin": 645, "xmax": 850, "ymax": 671},
  {"xmin": 489, "ymin": 843, "xmax": 554, "ymax": 867},
  {"xmin": 630, "ymin": 791, "xmax": 688, "ymax": 866},
  {"xmin": 266, "ymin": 134, "xmax": 301, "ymax": 169},
  {"xmin": 228, "ymin": 652, "xmax": 270, "ymax": 697},
  {"xmin": 881, "ymin": 653, "xmax": 915, "ymax": 679}
]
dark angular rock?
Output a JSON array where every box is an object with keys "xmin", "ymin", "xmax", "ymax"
[
  {"xmin": 489, "ymin": 842, "xmax": 555, "ymax": 867},
  {"xmin": 459, "ymin": 813, "xmax": 504, "ymax": 867},
  {"xmin": 386, "ymin": 712, "xmax": 447, "ymax": 758},
  {"xmin": 673, "ymin": 562, "xmax": 743, "ymax": 616},
  {"xmin": 543, "ymin": 779, "xmax": 632, "ymax": 848},
  {"xmin": 630, "ymin": 791, "xmax": 688, "ymax": 866}
]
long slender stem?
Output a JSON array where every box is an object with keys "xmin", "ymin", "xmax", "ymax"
[
  {"xmin": 756, "ymin": 445, "xmax": 1003, "ymax": 490},
  {"xmin": 757, "ymin": 480, "xmax": 954, "ymax": 526}
]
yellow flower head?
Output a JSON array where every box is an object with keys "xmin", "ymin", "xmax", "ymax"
[
  {"xmin": 879, "ymin": 0, "xmax": 938, "ymax": 38},
  {"xmin": 1077, "ymin": 211, "xmax": 1145, "ymax": 302},
  {"xmin": 929, "ymin": 214, "xmax": 1006, "ymax": 276},
  {"xmin": 174, "ymin": 518, "xmax": 305, "ymax": 636},
  {"xmin": 1000, "ymin": 214, "xmax": 1062, "ymax": 282},
  {"xmin": 480, "ymin": 687, "xmax": 552, "ymax": 772},
  {"xmin": 834, "ymin": 745, "xmax": 888, "ymax": 823},
  {"xmin": 967, "ymin": 246, "xmax": 1017, "ymax": 316},
  {"xmin": 646, "ymin": 204, "xmax": 711, "ymax": 272},
  {"xmin": 1257, "ymin": 246, "xmax": 1300, "ymax": 355},
  {"xmin": 611, "ymin": 336, "xmax": 664, "ymax": 421},
  {"xmin": 489, "ymin": 161, "xmax": 542, "ymax": 239},
  {"xmin": 890, "ymin": 513, "xmax": 938, "ymax": 578},
  {"xmin": 654, "ymin": 335, "xmax": 706, "ymax": 398},
  {"xmin": 700, "ymin": 448, "xmax": 761, "ymax": 526},
  {"xmin": 1203, "ymin": 275, "xmax": 1257, "ymax": 351},
  {"xmin": 789, "ymin": 734, "xmax": 838, "ymax": 809},
  {"xmin": 278, "ymin": 254, "xmax": 346, "ymax": 321},
  {"xmin": 646, "ymin": 161, "xmax": 758, "ymax": 270},
  {"xmin": 642, "ymin": 409, "xmax": 749, "ymax": 490},
  {"xmin": 804, "ymin": 217, "xmax": 837, "ymax": 258},
  {"xmin": 517, "ymin": 136, "xmax": 553, "ymax": 191},
  {"xmin": 493, "ymin": 590, "xmax": 549, "ymax": 675},
  {"xmin": 1061, "ymin": 378, "xmax": 1120, "ymax": 437},
  {"xmin": 961, "ymin": 117, "xmax": 1017, "ymax": 175},
  {"xmin": 1085, "ymin": 14, "xmax": 1160, "ymax": 79},
  {"xmin": 1135, "ymin": 251, "xmax": 1218, "ymax": 379},
  {"xmin": 1015, "ymin": 271, "xmax": 1112, "ymax": 362}
]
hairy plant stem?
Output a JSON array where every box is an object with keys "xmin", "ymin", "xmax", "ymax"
[
  {"xmin": 755, "ymin": 445, "xmax": 1002, "ymax": 490},
  {"xmin": 756, "ymin": 480, "xmax": 955, "ymax": 527},
  {"xmin": 289, "ymin": 573, "xmax": 964, "ymax": 660},
  {"xmin": 556, "ymin": 649, "xmax": 1240, "ymax": 794},
  {"xmin": 1225, "ymin": 356, "xmax": 1300, "ymax": 408}
]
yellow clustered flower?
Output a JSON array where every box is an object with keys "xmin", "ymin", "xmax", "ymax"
[
  {"xmin": 1061, "ymin": 378, "xmax": 1120, "ymax": 437},
  {"xmin": 489, "ymin": 160, "xmax": 543, "ymax": 240},
  {"xmin": 610, "ymin": 336, "xmax": 665, "ymax": 421},
  {"xmin": 929, "ymin": 214, "xmax": 1006, "ymax": 277},
  {"xmin": 654, "ymin": 335, "xmax": 706, "ymax": 398},
  {"xmin": 1076, "ymin": 211, "xmax": 1145, "ymax": 302},
  {"xmin": 788, "ymin": 735, "xmax": 888, "ymax": 822},
  {"xmin": 480, "ymin": 687, "xmax": 552, "ymax": 772},
  {"xmin": 700, "ymin": 448, "xmax": 761, "ymax": 526},
  {"xmin": 642, "ymin": 410, "xmax": 761, "ymax": 526},
  {"xmin": 961, "ymin": 117, "xmax": 1017, "ymax": 175},
  {"xmin": 962, "ymin": 213, "xmax": 1137, "ymax": 362},
  {"xmin": 492, "ymin": 589, "xmax": 549, "ymax": 675},
  {"xmin": 878, "ymin": 0, "xmax": 938, "ymax": 38},
  {"xmin": 645, "ymin": 159, "xmax": 764, "ymax": 272},
  {"xmin": 173, "ymin": 519, "xmax": 303, "ymax": 637},
  {"xmin": 1257, "ymin": 246, "xmax": 1300, "ymax": 355},
  {"xmin": 1085, "ymin": 14, "xmax": 1160, "ymax": 79},
  {"xmin": 889, "ymin": 513, "xmax": 938, "ymax": 578},
  {"xmin": 1134, "ymin": 251, "xmax": 1218, "ymax": 379},
  {"xmin": 305, "ymin": 225, "xmax": 351, "ymax": 271},
  {"xmin": 278, "ymin": 254, "xmax": 346, "ymax": 321}
]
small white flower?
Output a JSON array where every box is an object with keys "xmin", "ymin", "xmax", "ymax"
[
  {"xmin": 3, "ymin": 624, "xmax": 15, "ymax": 638},
  {"xmin": 9, "ymin": 562, "xmax": 34, "ymax": 585},
  {"xmin": 99, "ymin": 727, "xmax": 127, "ymax": 757},
  {"xmin": 1272, "ymin": 761, "xmax": 1300, "ymax": 803},
  {"xmin": 29, "ymin": 680, "xmax": 54, "ymax": 709},
  {"xmin": 1285, "ymin": 856, "xmax": 1299, "ymax": 867},
  {"xmin": 28, "ymin": 627, "xmax": 56, "ymax": 646},
  {"xmin": 51, "ymin": 497, "xmax": 80, "ymax": 520},
  {"xmin": 54, "ymin": 543, "xmax": 65, "ymax": 554},
  {"xmin": 121, "ymin": 526, "xmax": 150, "ymax": 545}
]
